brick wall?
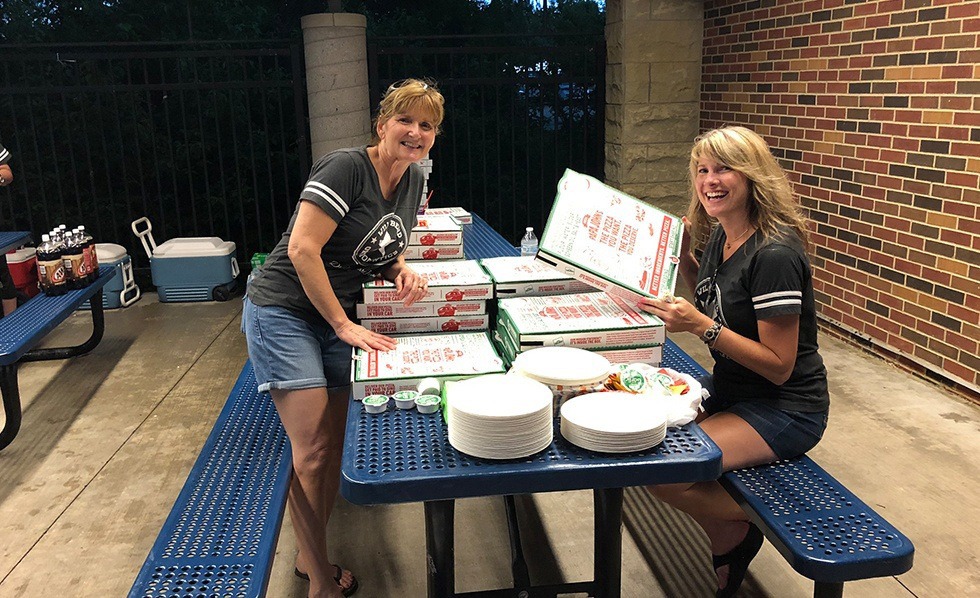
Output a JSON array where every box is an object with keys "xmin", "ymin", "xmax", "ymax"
[{"xmin": 701, "ymin": 0, "xmax": 980, "ymax": 395}]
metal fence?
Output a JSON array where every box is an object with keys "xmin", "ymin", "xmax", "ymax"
[
  {"xmin": 0, "ymin": 41, "xmax": 308, "ymax": 271},
  {"xmin": 368, "ymin": 33, "xmax": 605, "ymax": 245}
]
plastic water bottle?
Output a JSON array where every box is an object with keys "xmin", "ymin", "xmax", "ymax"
[{"xmin": 520, "ymin": 227, "xmax": 538, "ymax": 257}]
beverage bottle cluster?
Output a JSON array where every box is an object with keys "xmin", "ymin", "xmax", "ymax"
[{"xmin": 35, "ymin": 224, "xmax": 100, "ymax": 296}]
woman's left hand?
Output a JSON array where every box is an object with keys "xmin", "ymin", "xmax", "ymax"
[
  {"xmin": 637, "ymin": 295, "xmax": 712, "ymax": 335},
  {"xmin": 392, "ymin": 266, "xmax": 428, "ymax": 306}
]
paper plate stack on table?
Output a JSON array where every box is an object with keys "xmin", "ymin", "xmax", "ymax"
[
  {"xmin": 509, "ymin": 346, "xmax": 612, "ymax": 409},
  {"xmin": 560, "ymin": 391, "xmax": 669, "ymax": 453},
  {"xmin": 445, "ymin": 374, "xmax": 554, "ymax": 460}
]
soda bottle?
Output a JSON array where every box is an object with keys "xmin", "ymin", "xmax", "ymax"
[
  {"xmin": 36, "ymin": 233, "xmax": 69, "ymax": 295},
  {"xmin": 520, "ymin": 227, "xmax": 538, "ymax": 257},
  {"xmin": 63, "ymin": 229, "xmax": 87, "ymax": 289},
  {"xmin": 77, "ymin": 225, "xmax": 99, "ymax": 284}
]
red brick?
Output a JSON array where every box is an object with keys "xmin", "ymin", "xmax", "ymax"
[
  {"xmin": 912, "ymin": 344, "xmax": 944, "ymax": 368},
  {"xmin": 942, "ymin": 228, "xmax": 973, "ymax": 246},
  {"xmin": 946, "ymin": 201, "xmax": 975, "ymax": 217},
  {"xmin": 948, "ymin": 303, "xmax": 980, "ymax": 326},
  {"xmin": 945, "ymin": 361, "xmax": 977, "ymax": 387},
  {"xmin": 910, "ymin": 96, "xmax": 940, "ymax": 109},
  {"xmin": 922, "ymin": 267, "xmax": 951, "ymax": 286},
  {"xmin": 914, "ymin": 36, "xmax": 945, "ymax": 51},
  {"xmin": 925, "ymin": 81, "xmax": 957, "ymax": 94},
  {"xmin": 888, "ymin": 335, "xmax": 915, "ymax": 355},
  {"xmin": 943, "ymin": 65, "xmax": 976, "ymax": 79},
  {"xmin": 938, "ymin": 126, "xmax": 971, "ymax": 141},
  {"xmin": 949, "ymin": 3, "xmax": 980, "ymax": 19},
  {"xmin": 895, "ymin": 258, "xmax": 923, "ymax": 276}
]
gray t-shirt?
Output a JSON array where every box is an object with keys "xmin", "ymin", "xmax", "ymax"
[{"xmin": 247, "ymin": 146, "xmax": 423, "ymax": 324}]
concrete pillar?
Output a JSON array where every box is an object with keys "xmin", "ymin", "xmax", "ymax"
[
  {"xmin": 301, "ymin": 13, "xmax": 371, "ymax": 161},
  {"xmin": 605, "ymin": 0, "xmax": 702, "ymax": 216}
]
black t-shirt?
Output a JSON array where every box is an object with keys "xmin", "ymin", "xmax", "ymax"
[
  {"xmin": 694, "ymin": 225, "xmax": 829, "ymax": 412},
  {"xmin": 247, "ymin": 146, "xmax": 423, "ymax": 323}
]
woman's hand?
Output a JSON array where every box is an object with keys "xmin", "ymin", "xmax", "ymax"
[
  {"xmin": 637, "ymin": 295, "xmax": 713, "ymax": 336},
  {"xmin": 391, "ymin": 265, "xmax": 429, "ymax": 306},
  {"xmin": 335, "ymin": 320, "xmax": 397, "ymax": 352}
]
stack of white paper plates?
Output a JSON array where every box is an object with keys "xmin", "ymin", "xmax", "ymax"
[
  {"xmin": 447, "ymin": 374, "xmax": 554, "ymax": 459},
  {"xmin": 511, "ymin": 346, "xmax": 611, "ymax": 386},
  {"xmin": 559, "ymin": 391, "xmax": 668, "ymax": 453}
]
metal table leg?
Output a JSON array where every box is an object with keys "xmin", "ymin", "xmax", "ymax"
[
  {"xmin": 0, "ymin": 364, "xmax": 21, "ymax": 450},
  {"xmin": 594, "ymin": 488, "xmax": 624, "ymax": 598},
  {"xmin": 22, "ymin": 290, "xmax": 105, "ymax": 362},
  {"xmin": 425, "ymin": 499, "xmax": 456, "ymax": 598}
]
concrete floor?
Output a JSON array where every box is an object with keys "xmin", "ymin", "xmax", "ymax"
[{"xmin": 0, "ymin": 292, "xmax": 977, "ymax": 597}]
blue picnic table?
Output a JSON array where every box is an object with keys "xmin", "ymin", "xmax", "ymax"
[
  {"xmin": 0, "ymin": 231, "xmax": 31, "ymax": 255},
  {"xmin": 340, "ymin": 216, "xmax": 724, "ymax": 598},
  {"xmin": 0, "ymin": 265, "xmax": 115, "ymax": 450}
]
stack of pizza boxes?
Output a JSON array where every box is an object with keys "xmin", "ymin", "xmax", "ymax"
[
  {"xmin": 488, "ymin": 168, "xmax": 685, "ymax": 368},
  {"xmin": 403, "ymin": 214, "xmax": 465, "ymax": 261},
  {"xmin": 358, "ymin": 260, "xmax": 493, "ymax": 335},
  {"xmin": 495, "ymin": 291, "xmax": 666, "ymax": 367},
  {"xmin": 423, "ymin": 206, "xmax": 472, "ymax": 224}
]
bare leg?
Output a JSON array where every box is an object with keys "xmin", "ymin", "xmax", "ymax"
[
  {"xmin": 647, "ymin": 412, "xmax": 777, "ymax": 590},
  {"xmin": 291, "ymin": 385, "xmax": 356, "ymax": 594},
  {"xmin": 272, "ymin": 387, "xmax": 343, "ymax": 598},
  {"xmin": 2, "ymin": 298, "xmax": 15, "ymax": 316}
]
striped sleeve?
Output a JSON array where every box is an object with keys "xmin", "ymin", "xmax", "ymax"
[
  {"xmin": 298, "ymin": 152, "xmax": 357, "ymax": 222},
  {"xmin": 749, "ymin": 243, "xmax": 807, "ymax": 319},
  {"xmin": 0, "ymin": 144, "xmax": 10, "ymax": 165}
]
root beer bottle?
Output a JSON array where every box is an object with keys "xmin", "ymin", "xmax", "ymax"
[{"xmin": 37, "ymin": 234, "xmax": 69, "ymax": 295}]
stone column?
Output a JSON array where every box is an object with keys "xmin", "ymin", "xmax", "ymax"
[
  {"xmin": 605, "ymin": 0, "xmax": 702, "ymax": 216},
  {"xmin": 301, "ymin": 13, "xmax": 371, "ymax": 161}
]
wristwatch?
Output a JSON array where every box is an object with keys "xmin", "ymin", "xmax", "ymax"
[{"xmin": 701, "ymin": 321, "xmax": 723, "ymax": 347}]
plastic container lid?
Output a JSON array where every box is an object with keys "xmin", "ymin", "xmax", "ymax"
[
  {"xmin": 154, "ymin": 237, "xmax": 235, "ymax": 257},
  {"xmin": 7, "ymin": 246, "xmax": 36, "ymax": 263},
  {"xmin": 95, "ymin": 243, "xmax": 128, "ymax": 262},
  {"xmin": 511, "ymin": 347, "xmax": 611, "ymax": 387}
]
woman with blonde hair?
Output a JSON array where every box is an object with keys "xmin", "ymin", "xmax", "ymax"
[
  {"xmin": 244, "ymin": 79, "xmax": 444, "ymax": 597},
  {"xmin": 639, "ymin": 126, "xmax": 829, "ymax": 597}
]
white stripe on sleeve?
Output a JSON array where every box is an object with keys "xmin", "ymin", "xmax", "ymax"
[
  {"xmin": 753, "ymin": 290, "xmax": 802, "ymax": 311},
  {"xmin": 303, "ymin": 183, "xmax": 349, "ymax": 217}
]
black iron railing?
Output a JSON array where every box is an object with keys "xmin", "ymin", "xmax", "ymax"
[
  {"xmin": 368, "ymin": 33, "xmax": 605, "ymax": 245},
  {"xmin": 0, "ymin": 41, "xmax": 308, "ymax": 270}
]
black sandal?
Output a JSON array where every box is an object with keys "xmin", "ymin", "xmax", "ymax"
[
  {"xmin": 712, "ymin": 522, "xmax": 764, "ymax": 598},
  {"xmin": 294, "ymin": 564, "xmax": 359, "ymax": 596},
  {"xmin": 333, "ymin": 564, "xmax": 359, "ymax": 597}
]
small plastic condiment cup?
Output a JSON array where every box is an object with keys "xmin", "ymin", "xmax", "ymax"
[
  {"xmin": 418, "ymin": 377, "xmax": 440, "ymax": 396},
  {"xmin": 415, "ymin": 394, "xmax": 441, "ymax": 414},
  {"xmin": 362, "ymin": 394, "xmax": 389, "ymax": 414},
  {"xmin": 392, "ymin": 390, "xmax": 419, "ymax": 410}
]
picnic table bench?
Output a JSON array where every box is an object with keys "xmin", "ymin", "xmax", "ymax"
[
  {"xmin": 0, "ymin": 264, "xmax": 114, "ymax": 450},
  {"xmin": 128, "ymin": 361, "xmax": 292, "ymax": 598},
  {"xmin": 662, "ymin": 344, "xmax": 915, "ymax": 598}
]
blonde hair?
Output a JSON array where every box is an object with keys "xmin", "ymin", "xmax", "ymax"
[
  {"xmin": 372, "ymin": 78, "xmax": 445, "ymax": 142},
  {"xmin": 686, "ymin": 126, "xmax": 810, "ymax": 252}
]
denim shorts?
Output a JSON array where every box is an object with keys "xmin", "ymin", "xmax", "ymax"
[
  {"xmin": 699, "ymin": 376, "xmax": 828, "ymax": 460},
  {"xmin": 242, "ymin": 297, "xmax": 354, "ymax": 392}
]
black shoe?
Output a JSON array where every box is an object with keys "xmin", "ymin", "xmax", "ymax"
[{"xmin": 713, "ymin": 522, "xmax": 764, "ymax": 598}]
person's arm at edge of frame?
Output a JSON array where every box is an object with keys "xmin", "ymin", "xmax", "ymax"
[
  {"xmin": 0, "ymin": 163, "xmax": 12, "ymax": 186},
  {"xmin": 288, "ymin": 199, "xmax": 397, "ymax": 352}
]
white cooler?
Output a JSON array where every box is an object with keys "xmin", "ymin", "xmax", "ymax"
[{"xmin": 81, "ymin": 243, "xmax": 140, "ymax": 309}]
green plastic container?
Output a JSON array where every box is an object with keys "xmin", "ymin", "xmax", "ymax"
[{"xmin": 250, "ymin": 252, "xmax": 269, "ymax": 270}]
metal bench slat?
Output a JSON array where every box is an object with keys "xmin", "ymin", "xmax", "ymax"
[{"xmin": 128, "ymin": 361, "xmax": 292, "ymax": 598}]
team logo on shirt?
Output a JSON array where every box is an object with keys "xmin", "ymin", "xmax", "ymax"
[{"xmin": 353, "ymin": 214, "xmax": 408, "ymax": 266}]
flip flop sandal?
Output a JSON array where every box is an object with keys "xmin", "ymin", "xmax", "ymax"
[
  {"xmin": 712, "ymin": 522, "xmax": 764, "ymax": 598},
  {"xmin": 333, "ymin": 564, "xmax": 359, "ymax": 597}
]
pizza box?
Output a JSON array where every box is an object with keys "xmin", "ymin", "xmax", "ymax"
[
  {"xmin": 351, "ymin": 331, "xmax": 505, "ymax": 399},
  {"xmin": 495, "ymin": 329, "xmax": 662, "ymax": 367},
  {"xmin": 362, "ymin": 314, "xmax": 489, "ymax": 334},
  {"xmin": 496, "ymin": 292, "xmax": 665, "ymax": 351},
  {"xmin": 535, "ymin": 169, "xmax": 684, "ymax": 305},
  {"xmin": 403, "ymin": 243, "xmax": 465, "ymax": 260},
  {"xmin": 356, "ymin": 300, "xmax": 486, "ymax": 319},
  {"xmin": 423, "ymin": 206, "xmax": 472, "ymax": 224},
  {"xmin": 363, "ymin": 260, "xmax": 493, "ymax": 303},
  {"xmin": 409, "ymin": 214, "xmax": 463, "ymax": 245},
  {"xmin": 480, "ymin": 256, "xmax": 596, "ymax": 297}
]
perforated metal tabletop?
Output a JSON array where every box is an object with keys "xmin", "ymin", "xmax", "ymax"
[{"xmin": 0, "ymin": 231, "xmax": 30, "ymax": 254}]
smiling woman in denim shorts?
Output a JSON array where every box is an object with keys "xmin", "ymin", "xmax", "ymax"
[
  {"xmin": 243, "ymin": 79, "xmax": 444, "ymax": 598},
  {"xmin": 638, "ymin": 126, "xmax": 830, "ymax": 598}
]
